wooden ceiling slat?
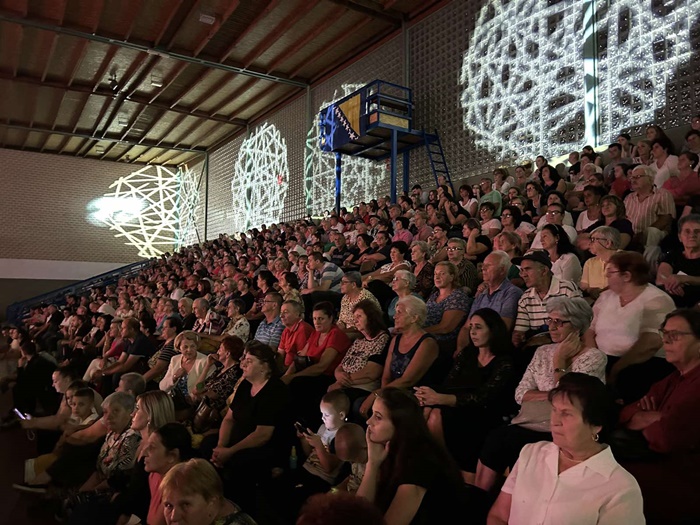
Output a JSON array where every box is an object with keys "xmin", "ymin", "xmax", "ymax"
[
  {"xmin": 199, "ymin": 77, "xmax": 257, "ymax": 115},
  {"xmin": 325, "ymin": 0, "xmax": 403, "ymax": 23},
  {"xmin": 265, "ymin": 6, "xmax": 346, "ymax": 74},
  {"xmin": 193, "ymin": 0, "xmax": 241, "ymax": 56},
  {"xmin": 218, "ymin": 0, "xmax": 280, "ymax": 63},
  {"xmin": 124, "ymin": 0, "xmax": 146, "ymax": 41},
  {"xmin": 10, "ymin": 24, "xmax": 23, "ymax": 77},
  {"xmin": 240, "ymin": 0, "xmax": 322, "ymax": 69},
  {"xmin": 287, "ymin": 16, "xmax": 372, "ymax": 79}
]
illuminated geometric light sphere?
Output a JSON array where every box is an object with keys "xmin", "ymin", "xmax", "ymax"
[
  {"xmin": 231, "ymin": 123, "xmax": 289, "ymax": 233},
  {"xmin": 90, "ymin": 165, "xmax": 200, "ymax": 258},
  {"xmin": 460, "ymin": 0, "xmax": 587, "ymax": 160},
  {"xmin": 305, "ymin": 83, "xmax": 387, "ymax": 213}
]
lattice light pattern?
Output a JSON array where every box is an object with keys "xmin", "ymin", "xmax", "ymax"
[
  {"xmin": 305, "ymin": 83, "xmax": 388, "ymax": 213},
  {"xmin": 90, "ymin": 165, "xmax": 200, "ymax": 258},
  {"xmin": 231, "ymin": 123, "xmax": 289, "ymax": 233},
  {"xmin": 461, "ymin": 0, "xmax": 700, "ymax": 160}
]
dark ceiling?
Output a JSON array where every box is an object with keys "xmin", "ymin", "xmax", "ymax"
[{"xmin": 0, "ymin": 0, "xmax": 445, "ymax": 167}]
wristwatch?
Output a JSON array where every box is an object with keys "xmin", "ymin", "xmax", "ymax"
[{"xmin": 554, "ymin": 367, "xmax": 569, "ymax": 374}]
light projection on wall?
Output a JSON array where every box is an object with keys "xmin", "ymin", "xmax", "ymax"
[
  {"xmin": 87, "ymin": 165, "xmax": 200, "ymax": 258},
  {"xmin": 460, "ymin": 0, "xmax": 699, "ymax": 160},
  {"xmin": 231, "ymin": 122, "xmax": 289, "ymax": 233},
  {"xmin": 305, "ymin": 84, "xmax": 387, "ymax": 213}
]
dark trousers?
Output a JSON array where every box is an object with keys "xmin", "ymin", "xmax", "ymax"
[{"xmin": 607, "ymin": 356, "xmax": 675, "ymax": 404}]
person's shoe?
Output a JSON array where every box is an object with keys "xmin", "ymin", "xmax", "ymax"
[{"xmin": 12, "ymin": 483, "xmax": 48, "ymax": 494}]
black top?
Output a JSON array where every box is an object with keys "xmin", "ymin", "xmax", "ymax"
[
  {"xmin": 126, "ymin": 332, "xmax": 156, "ymax": 360},
  {"xmin": 181, "ymin": 313, "xmax": 197, "ymax": 331},
  {"xmin": 660, "ymin": 249, "xmax": 700, "ymax": 307},
  {"xmin": 228, "ymin": 377, "xmax": 289, "ymax": 448}
]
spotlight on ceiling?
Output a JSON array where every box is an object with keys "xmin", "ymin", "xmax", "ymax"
[
  {"xmin": 199, "ymin": 12, "xmax": 216, "ymax": 25},
  {"xmin": 109, "ymin": 77, "xmax": 119, "ymax": 92},
  {"xmin": 150, "ymin": 74, "xmax": 163, "ymax": 88}
]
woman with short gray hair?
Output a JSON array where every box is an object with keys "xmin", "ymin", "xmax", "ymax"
[
  {"xmin": 475, "ymin": 296, "xmax": 607, "ymax": 492},
  {"xmin": 581, "ymin": 225, "xmax": 621, "ymax": 300},
  {"xmin": 387, "ymin": 270, "xmax": 421, "ymax": 321},
  {"xmin": 410, "ymin": 240, "xmax": 435, "ymax": 300}
]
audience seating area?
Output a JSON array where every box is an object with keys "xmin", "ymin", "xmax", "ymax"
[{"xmin": 1, "ymin": 118, "xmax": 700, "ymax": 525}]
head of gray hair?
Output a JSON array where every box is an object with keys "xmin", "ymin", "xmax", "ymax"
[
  {"xmin": 120, "ymin": 372, "xmax": 146, "ymax": 396},
  {"xmin": 103, "ymin": 391, "xmax": 136, "ymax": 413},
  {"xmin": 632, "ymin": 164, "xmax": 654, "ymax": 181},
  {"xmin": 410, "ymin": 240, "xmax": 429, "ymax": 256},
  {"xmin": 193, "ymin": 297, "xmax": 210, "ymax": 310},
  {"xmin": 397, "ymin": 295, "xmax": 427, "ymax": 326},
  {"xmin": 281, "ymin": 300, "xmax": 304, "ymax": 315},
  {"xmin": 590, "ymin": 226, "xmax": 621, "ymax": 250},
  {"xmin": 487, "ymin": 250, "xmax": 511, "ymax": 272},
  {"xmin": 546, "ymin": 296, "xmax": 593, "ymax": 335},
  {"xmin": 394, "ymin": 269, "xmax": 416, "ymax": 291},
  {"xmin": 344, "ymin": 271, "xmax": 362, "ymax": 287}
]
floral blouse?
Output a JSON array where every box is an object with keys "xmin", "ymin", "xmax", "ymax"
[
  {"xmin": 414, "ymin": 262, "xmax": 435, "ymax": 299},
  {"xmin": 97, "ymin": 428, "xmax": 141, "ymax": 479},
  {"xmin": 225, "ymin": 316, "xmax": 250, "ymax": 342},
  {"xmin": 204, "ymin": 364, "xmax": 242, "ymax": 411},
  {"xmin": 514, "ymin": 343, "xmax": 607, "ymax": 405},
  {"xmin": 425, "ymin": 288, "xmax": 472, "ymax": 342}
]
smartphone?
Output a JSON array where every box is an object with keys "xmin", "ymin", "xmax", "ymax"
[
  {"xmin": 294, "ymin": 422, "xmax": 310, "ymax": 435},
  {"xmin": 13, "ymin": 408, "xmax": 27, "ymax": 420}
]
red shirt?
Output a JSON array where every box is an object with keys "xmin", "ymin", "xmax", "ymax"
[
  {"xmin": 620, "ymin": 363, "xmax": 700, "ymax": 454},
  {"xmin": 304, "ymin": 325, "xmax": 351, "ymax": 375},
  {"xmin": 278, "ymin": 320, "xmax": 314, "ymax": 367},
  {"xmin": 663, "ymin": 172, "xmax": 700, "ymax": 206}
]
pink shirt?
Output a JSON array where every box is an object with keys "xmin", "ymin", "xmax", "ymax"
[
  {"xmin": 147, "ymin": 472, "xmax": 164, "ymax": 525},
  {"xmin": 662, "ymin": 172, "xmax": 700, "ymax": 206}
]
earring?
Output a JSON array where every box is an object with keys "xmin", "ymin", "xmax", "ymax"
[{"xmin": 592, "ymin": 433, "xmax": 600, "ymax": 442}]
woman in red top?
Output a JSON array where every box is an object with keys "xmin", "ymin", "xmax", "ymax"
[{"xmin": 281, "ymin": 301, "xmax": 351, "ymax": 427}]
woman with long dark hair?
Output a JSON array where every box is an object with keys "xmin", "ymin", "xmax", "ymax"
[
  {"xmin": 540, "ymin": 223, "xmax": 582, "ymax": 283},
  {"xmin": 358, "ymin": 387, "xmax": 486, "ymax": 524},
  {"xmin": 415, "ymin": 308, "xmax": 517, "ymax": 476}
]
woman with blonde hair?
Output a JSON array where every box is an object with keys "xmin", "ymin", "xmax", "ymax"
[{"xmin": 160, "ymin": 331, "xmax": 213, "ymax": 416}]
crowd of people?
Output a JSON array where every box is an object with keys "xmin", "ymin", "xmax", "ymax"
[{"xmin": 1, "ymin": 118, "xmax": 700, "ymax": 524}]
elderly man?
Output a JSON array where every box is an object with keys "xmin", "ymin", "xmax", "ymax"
[
  {"xmin": 624, "ymin": 165, "xmax": 676, "ymax": 265},
  {"xmin": 277, "ymin": 300, "xmax": 313, "ymax": 369},
  {"xmin": 253, "ymin": 292, "xmax": 285, "ymax": 353},
  {"xmin": 178, "ymin": 297, "xmax": 196, "ymax": 330},
  {"xmin": 337, "ymin": 272, "xmax": 381, "ymax": 337},
  {"xmin": 511, "ymin": 251, "xmax": 581, "ymax": 348},
  {"xmin": 479, "ymin": 177, "xmax": 503, "ymax": 216},
  {"xmin": 446, "ymin": 237, "xmax": 478, "ymax": 295},
  {"xmin": 192, "ymin": 298, "xmax": 225, "ymax": 336}
]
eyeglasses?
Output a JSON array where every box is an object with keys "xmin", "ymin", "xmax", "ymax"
[
  {"xmin": 660, "ymin": 329, "xmax": 694, "ymax": 342},
  {"xmin": 546, "ymin": 210, "xmax": 562, "ymax": 216},
  {"xmin": 391, "ymin": 277, "xmax": 407, "ymax": 282},
  {"xmin": 501, "ymin": 213, "xmax": 513, "ymax": 218},
  {"xmin": 546, "ymin": 317, "xmax": 572, "ymax": 328},
  {"xmin": 629, "ymin": 175, "xmax": 644, "ymax": 181},
  {"xmin": 447, "ymin": 247, "xmax": 464, "ymax": 251},
  {"xmin": 590, "ymin": 236, "xmax": 608, "ymax": 243}
]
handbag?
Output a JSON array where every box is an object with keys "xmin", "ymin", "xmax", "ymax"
[
  {"xmin": 293, "ymin": 355, "xmax": 313, "ymax": 372},
  {"xmin": 192, "ymin": 397, "xmax": 221, "ymax": 433},
  {"xmin": 510, "ymin": 400, "xmax": 551, "ymax": 432}
]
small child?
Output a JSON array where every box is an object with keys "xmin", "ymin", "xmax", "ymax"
[
  {"xmin": 332, "ymin": 423, "xmax": 368, "ymax": 494},
  {"xmin": 66, "ymin": 388, "xmax": 100, "ymax": 428},
  {"xmin": 282, "ymin": 390, "xmax": 350, "ymax": 520}
]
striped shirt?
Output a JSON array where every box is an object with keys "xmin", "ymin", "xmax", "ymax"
[
  {"xmin": 514, "ymin": 276, "xmax": 582, "ymax": 334},
  {"xmin": 623, "ymin": 188, "xmax": 676, "ymax": 234}
]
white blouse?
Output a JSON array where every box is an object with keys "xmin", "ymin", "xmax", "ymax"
[
  {"xmin": 591, "ymin": 285, "xmax": 675, "ymax": 357},
  {"xmin": 514, "ymin": 343, "xmax": 607, "ymax": 405},
  {"xmin": 551, "ymin": 252, "xmax": 582, "ymax": 285},
  {"xmin": 159, "ymin": 352, "xmax": 213, "ymax": 393},
  {"xmin": 503, "ymin": 442, "xmax": 645, "ymax": 525}
]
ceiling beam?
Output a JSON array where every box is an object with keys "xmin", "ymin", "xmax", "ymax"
[
  {"xmin": 0, "ymin": 121, "xmax": 207, "ymax": 153},
  {"xmin": 0, "ymin": 13, "xmax": 308, "ymax": 87},
  {"xmin": 0, "ymin": 74, "xmax": 247, "ymax": 126},
  {"xmin": 193, "ymin": 0, "xmax": 241, "ymax": 56},
  {"xmin": 218, "ymin": 0, "xmax": 280, "ymax": 63},
  {"xmin": 325, "ymin": 0, "xmax": 403, "ymax": 23}
]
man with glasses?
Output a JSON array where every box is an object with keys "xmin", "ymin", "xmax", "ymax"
[
  {"xmin": 511, "ymin": 251, "xmax": 581, "ymax": 348},
  {"xmin": 253, "ymin": 292, "xmax": 284, "ymax": 353},
  {"xmin": 446, "ymin": 238, "xmax": 478, "ymax": 295},
  {"xmin": 479, "ymin": 177, "xmax": 503, "ymax": 216},
  {"xmin": 530, "ymin": 202, "xmax": 577, "ymax": 249},
  {"xmin": 624, "ymin": 165, "xmax": 676, "ymax": 266}
]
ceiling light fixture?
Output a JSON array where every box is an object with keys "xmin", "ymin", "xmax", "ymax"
[
  {"xmin": 150, "ymin": 74, "xmax": 163, "ymax": 88},
  {"xmin": 199, "ymin": 12, "xmax": 216, "ymax": 25},
  {"xmin": 108, "ymin": 76, "xmax": 119, "ymax": 92}
]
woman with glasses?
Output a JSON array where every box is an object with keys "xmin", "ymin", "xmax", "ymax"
[
  {"xmin": 656, "ymin": 214, "xmax": 700, "ymax": 308},
  {"xmin": 474, "ymin": 297, "xmax": 606, "ymax": 493},
  {"xmin": 581, "ymin": 194, "xmax": 634, "ymax": 250},
  {"xmin": 500, "ymin": 205, "xmax": 534, "ymax": 253},
  {"xmin": 387, "ymin": 270, "xmax": 424, "ymax": 322},
  {"xmin": 580, "ymin": 226, "xmax": 622, "ymax": 301},
  {"xmin": 479, "ymin": 202, "xmax": 502, "ymax": 239},
  {"xmin": 584, "ymin": 251, "xmax": 675, "ymax": 404}
]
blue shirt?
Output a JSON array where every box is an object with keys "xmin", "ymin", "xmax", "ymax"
[
  {"xmin": 254, "ymin": 316, "xmax": 285, "ymax": 350},
  {"xmin": 469, "ymin": 279, "xmax": 523, "ymax": 320}
]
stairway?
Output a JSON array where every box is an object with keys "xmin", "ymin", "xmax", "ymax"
[{"xmin": 424, "ymin": 130, "xmax": 454, "ymax": 195}]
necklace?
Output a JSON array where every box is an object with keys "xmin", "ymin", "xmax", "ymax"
[{"xmin": 559, "ymin": 449, "xmax": 586, "ymax": 463}]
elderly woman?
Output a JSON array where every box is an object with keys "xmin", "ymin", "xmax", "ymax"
[
  {"xmin": 329, "ymin": 300, "xmax": 390, "ymax": 406},
  {"xmin": 656, "ymin": 214, "xmax": 700, "ymax": 308},
  {"xmin": 410, "ymin": 241, "xmax": 435, "ymax": 300},
  {"xmin": 358, "ymin": 296, "xmax": 439, "ymax": 417},
  {"xmin": 584, "ymin": 251, "xmax": 676, "ymax": 403},
  {"xmin": 415, "ymin": 308, "xmax": 517, "ymax": 476},
  {"xmin": 272, "ymin": 256, "xmax": 291, "ymax": 282},
  {"xmin": 428, "ymin": 222, "xmax": 449, "ymax": 263},
  {"xmin": 540, "ymin": 224, "xmax": 582, "ymax": 284},
  {"xmin": 278, "ymin": 271, "xmax": 303, "ymax": 307},
  {"xmin": 161, "ymin": 459, "xmax": 256, "ymax": 525},
  {"xmin": 424, "ymin": 262, "xmax": 473, "ymax": 360},
  {"xmin": 663, "ymin": 152, "xmax": 700, "ymax": 207},
  {"xmin": 190, "ymin": 336, "xmax": 245, "ymax": 421},
  {"xmin": 580, "ymin": 226, "xmax": 621, "ymax": 300},
  {"xmin": 479, "ymin": 202, "xmax": 502, "ymax": 239},
  {"xmin": 387, "ymin": 270, "xmax": 423, "ymax": 321},
  {"xmin": 475, "ymin": 297, "xmax": 607, "ymax": 492},
  {"xmin": 488, "ymin": 373, "xmax": 644, "ymax": 525},
  {"xmin": 338, "ymin": 271, "xmax": 381, "ymax": 333},
  {"xmin": 222, "ymin": 298, "xmax": 250, "ymax": 342},
  {"xmin": 160, "ymin": 331, "xmax": 214, "ymax": 415}
]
